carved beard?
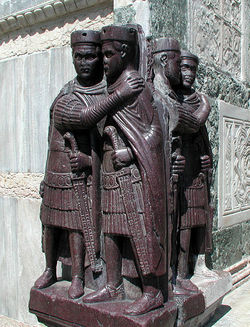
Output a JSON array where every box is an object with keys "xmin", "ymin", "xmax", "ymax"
[
  {"xmin": 168, "ymin": 74, "xmax": 180, "ymax": 87},
  {"xmin": 165, "ymin": 67, "xmax": 180, "ymax": 87}
]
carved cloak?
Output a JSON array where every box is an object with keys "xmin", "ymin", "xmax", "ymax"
[{"xmin": 107, "ymin": 70, "xmax": 167, "ymax": 277}]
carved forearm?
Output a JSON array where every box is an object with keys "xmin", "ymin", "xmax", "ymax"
[
  {"xmin": 54, "ymin": 91, "xmax": 122, "ymax": 131},
  {"xmin": 80, "ymin": 91, "xmax": 122, "ymax": 127},
  {"xmin": 173, "ymin": 106, "xmax": 200, "ymax": 134}
]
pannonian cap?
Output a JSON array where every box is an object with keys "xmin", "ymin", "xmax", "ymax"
[
  {"xmin": 71, "ymin": 30, "xmax": 101, "ymax": 47},
  {"xmin": 181, "ymin": 50, "xmax": 199, "ymax": 64},
  {"xmin": 101, "ymin": 25, "xmax": 137, "ymax": 44},
  {"xmin": 153, "ymin": 37, "xmax": 180, "ymax": 54}
]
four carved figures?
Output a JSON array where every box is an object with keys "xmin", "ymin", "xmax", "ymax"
[{"xmin": 33, "ymin": 25, "xmax": 213, "ymax": 317}]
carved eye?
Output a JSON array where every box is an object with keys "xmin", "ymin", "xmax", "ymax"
[
  {"xmin": 105, "ymin": 51, "xmax": 113, "ymax": 58},
  {"xmin": 82, "ymin": 32, "xmax": 87, "ymax": 36},
  {"xmin": 85, "ymin": 54, "xmax": 97, "ymax": 60},
  {"xmin": 180, "ymin": 64, "xmax": 189, "ymax": 71},
  {"xmin": 74, "ymin": 53, "xmax": 81, "ymax": 60}
]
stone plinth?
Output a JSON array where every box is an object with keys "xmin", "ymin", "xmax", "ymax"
[
  {"xmin": 184, "ymin": 268, "xmax": 233, "ymax": 326},
  {"xmin": 173, "ymin": 284, "xmax": 205, "ymax": 327},
  {"xmin": 29, "ymin": 281, "xmax": 177, "ymax": 327}
]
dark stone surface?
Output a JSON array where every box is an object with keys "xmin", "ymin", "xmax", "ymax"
[
  {"xmin": 211, "ymin": 225, "xmax": 243, "ymax": 270},
  {"xmin": 149, "ymin": 0, "xmax": 187, "ymax": 46},
  {"xmin": 29, "ymin": 282, "xmax": 178, "ymax": 327},
  {"xmin": 209, "ymin": 220, "xmax": 250, "ymax": 270},
  {"xmin": 205, "ymin": 98, "xmax": 219, "ymax": 230},
  {"xmin": 242, "ymin": 221, "xmax": 250, "ymax": 256},
  {"xmin": 114, "ymin": 5, "xmax": 136, "ymax": 25},
  {"xmin": 196, "ymin": 63, "xmax": 249, "ymax": 109}
]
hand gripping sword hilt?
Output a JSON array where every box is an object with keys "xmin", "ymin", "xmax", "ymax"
[
  {"xmin": 103, "ymin": 126, "xmax": 120, "ymax": 151},
  {"xmin": 64, "ymin": 132, "xmax": 78, "ymax": 154}
]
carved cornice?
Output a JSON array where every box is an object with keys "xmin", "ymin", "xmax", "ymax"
[{"xmin": 0, "ymin": 0, "xmax": 108, "ymax": 36}]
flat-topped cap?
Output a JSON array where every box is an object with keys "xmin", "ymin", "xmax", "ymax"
[
  {"xmin": 153, "ymin": 37, "xmax": 180, "ymax": 53},
  {"xmin": 101, "ymin": 25, "xmax": 137, "ymax": 44},
  {"xmin": 71, "ymin": 30, "xmax": 101, "ymax": 47},
  {"xmin": 181, "ymin": 50, "xmax": 199, "ymax": 64}
]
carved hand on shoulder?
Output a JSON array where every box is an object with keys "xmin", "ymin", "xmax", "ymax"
[
  {"xmin": 200, "ymin": 155, "xmax": 211, "ymax": 172},
  {"xmin": 116, "ymin": 76, "xmax": 144, "ymax": 102},
  {"xmin": 111, "ymin": 148, "xmax": 133, "ymax": 170},
  {"xmin": 69, "ymin": 152, "xmax": 92, "ymax": 173}
]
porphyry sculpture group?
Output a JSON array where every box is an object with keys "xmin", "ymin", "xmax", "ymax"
[{"xmin": 29, "ymin": 24, "xmax": 217, "ymax": 327}]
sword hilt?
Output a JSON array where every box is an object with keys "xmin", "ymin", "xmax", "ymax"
[
  {"xmin": 103, "ymin": 126, "xmax": 119, "ymax": 151},
  {"xmin": 64, "ymin": 132, "xmax": 78, "ymax": 153}
]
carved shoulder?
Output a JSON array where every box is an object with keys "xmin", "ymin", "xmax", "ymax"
[{"xmin": 193, "ymin": 92, "xmax": 211, "ymax": 125}]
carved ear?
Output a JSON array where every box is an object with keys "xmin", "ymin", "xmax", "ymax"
[
  {"xmin": 160, "ymin": 54, "xmax": 168, "ymax": 65},
  {"xmin": 121, "ymin": 43, "xmax": 128, "ymax": 58}
]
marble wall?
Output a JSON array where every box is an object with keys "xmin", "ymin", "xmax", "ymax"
[
  {"xmin": 0, "ymin": 198, "xmax": 43, "ymax": 324},
  {"xmin": 0, "ymin": 0, "xmax": 46, "ymax": 17},
  {"xmin": 0, "ymin": 46, "xmax": 75, "ymax": 173},
  {"xmin": 218, "ymin": 101, "xmax": 250, "ymax": 228}
]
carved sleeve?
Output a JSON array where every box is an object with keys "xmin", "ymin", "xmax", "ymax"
[
  {"xmin": 173, "ymin": 105, "xmax": 200, "ymax": 134},
  {"xmin": 53, "ymin": 92, "xmax": 122, "ymax": 131}
]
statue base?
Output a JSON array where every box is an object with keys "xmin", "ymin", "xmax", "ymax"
[
  {"xmin": 173, "ymin": 289, "xmax": 205, "ymax": 326},
  {"xmin": 185, "ymin": 269, "xmax": 232, "ymax": 326},
  {"xmin": 29, "ymin": 281, "xmax": 177, "ymax": 327}
]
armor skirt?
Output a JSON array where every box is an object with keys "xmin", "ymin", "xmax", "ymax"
[
  {"xmin": 102, "ymin": 167, "xmax": 145, "ymax": 236},
  {"xmin": 40, "ymin": 171, "xmax": 92, "ymax": 231},
  {"xmin": 180, "ymin": 175, "xmax": 206, "ymax": 229}
]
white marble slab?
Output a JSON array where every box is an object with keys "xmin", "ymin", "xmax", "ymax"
[
  {"xmin": 0, "ymin": 46, "xmax": 75, "ymax": 173},
  {"xmin": 218, "ymin": 101, "xmax": 250, "ymax": 228}
]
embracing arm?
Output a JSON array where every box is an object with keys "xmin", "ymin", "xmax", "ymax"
[
  {"xmin": 53, "ymin": 92, "xmax": 122, "ymax": 131},
  {"xmin": 173, "ymin": 105, "xmax": 200, "ymax": 134},
  {"xmin": 174, "ymin": 94, "xmax": 211, "ymax": 134},
  {"xmin": 54, "ymin": 75, "xmax": 145, "ymax": 131}
]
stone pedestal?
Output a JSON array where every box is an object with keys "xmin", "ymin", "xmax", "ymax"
[
  {"xmin": 174, "ymin": 291, "xmax": 205, "ymax": 327},
  {"xmin": 29, "ymin": 281, "xmax": 177, "ymax": 327},
  {"xmin": 29, "ymin": 271, "xmax": 232, "ymax": 327},
  {"xmin": 182, "ymin": 268, "xmax": 233, "ymax": 326}
]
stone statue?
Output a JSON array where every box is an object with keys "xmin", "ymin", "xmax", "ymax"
[
  {"xmin": 153, "ymin": 42, "xmax": 213, "ymax": 291},
  {"xmin": 151, "ymin": 37, "xmax": 186, "ymax": 290},
  {"xmin": 83, "ymin": 25, "xmax": 167, "ymax": 316},
  {"xmin": 151, "ymin": 38, "xmax": 209, "ymax": 326},
  {"xmin": 29, "ymin": 25, "xmax": 230, "ymax": 327},
  {"xmin": 175, "ymin": 50, "xmax": 213, "ymax": 280},
  {"xmin": 34, "ymin": 30, "xmax": 106, "ymax": 299}
]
